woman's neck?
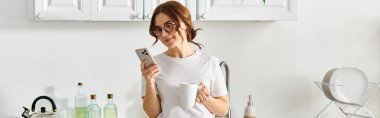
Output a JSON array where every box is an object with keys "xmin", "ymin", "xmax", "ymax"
[{"xmin": 165, "ymin": 44, "xmax": 195, "ymax": 58}]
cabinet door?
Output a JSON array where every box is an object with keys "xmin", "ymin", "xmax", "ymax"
[
  {"xmin": 198, "ymin": 0, "xmax": 297, "ymax": 21},
  {"xmin": 34, "ymin": 0, "xmax": 90, "ymax": 20},
  {"xmin": 144, "ymin": 0, "xmax": 196, "ymax": 21},
  {"xmin": 91, "ymin": 0, "xmax": 143, "ymax": 21}
]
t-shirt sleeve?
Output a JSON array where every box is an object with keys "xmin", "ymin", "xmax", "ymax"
[
  {"xmin": 210, "ymin": 57, "xmax": 229, "ymax": 97},
  {"xmin": 141, "ymin": 77, "xmax": 158, "ymax": 98}
]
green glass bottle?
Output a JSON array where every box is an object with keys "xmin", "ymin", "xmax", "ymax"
[
  {"xmin": 87, "ymin": 94, "xmax": 101, "ymax": 118},
  {"xmin": 75, "ymin": 82, "xmax": 88, "ymax": 118},
  {"xmin": 104, "ymin": 94, "xmax": 117, "ymax": 118}
]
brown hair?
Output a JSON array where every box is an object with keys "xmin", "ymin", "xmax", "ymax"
[{"xmin": 149, "ymin": 1, "xmax": 202, "ymax": 49}]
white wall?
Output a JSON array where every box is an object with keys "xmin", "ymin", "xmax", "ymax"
[{"xmin": 1, "ymin": 0, "xmax": 380, "ymax": 118}]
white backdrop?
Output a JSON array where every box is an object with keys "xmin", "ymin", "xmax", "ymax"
[{"xmin": 1, "ymin": 0, "xmax": 380, "ymax": 118}]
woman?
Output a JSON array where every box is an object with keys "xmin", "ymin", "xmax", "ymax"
[{"xmin": 140, "ymin": 1, "xmax": 229, "ymax": 118}]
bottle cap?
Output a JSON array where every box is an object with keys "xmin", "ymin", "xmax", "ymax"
[
  {"xmin": 91, "ymin": 94, "xmax": 96, "ymax": 99},
  {"xmin": 107, "ymin": 94, "xmax": 113, "ymax": 99},
  {"xmin": 78, "ymin": 82, "xmax": 83, "ymax": 86}
]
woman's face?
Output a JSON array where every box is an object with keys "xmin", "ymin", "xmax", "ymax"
[{"xmin": 154, "ymin": 13, "xmax": 186, "ymax": 49}]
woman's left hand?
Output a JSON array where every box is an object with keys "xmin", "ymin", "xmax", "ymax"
[{"xmin": 196, "ymin": 82, "xmax": 212, "ymax": 104}]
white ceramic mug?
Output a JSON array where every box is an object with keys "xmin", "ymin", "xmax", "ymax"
[{"xmin": 179, "ymin": 83, "xmax": 199, "ymax": 108}]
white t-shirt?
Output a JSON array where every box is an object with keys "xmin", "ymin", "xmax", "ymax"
[{"xmin": 141, "ymin": 50, "xmax": 228, "ymax": 118}]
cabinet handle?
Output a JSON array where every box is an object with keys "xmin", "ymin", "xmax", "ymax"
[
  {"xmin": 201, "ymin": 13, "xmax": 207, "ymax": 19},
  {"xmin": 135, "ymin": 13, "xmax": 143, "ymax": 20},
  {"xmin": 36, "ymin": 13, "xmax": 44, "ymax": 19},
  {"xmin": 145, "ymin": 13, "xmax": 152, "ymax": 20}
]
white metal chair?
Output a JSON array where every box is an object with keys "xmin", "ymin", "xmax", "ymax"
[{"xmin": 215, "ymin": 61, "xmax": 231, "ymax": 118}]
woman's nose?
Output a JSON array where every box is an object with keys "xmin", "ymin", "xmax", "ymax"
[{"xmin": 160, "ymin": 29, "xmax": 170, "ymax": 37}]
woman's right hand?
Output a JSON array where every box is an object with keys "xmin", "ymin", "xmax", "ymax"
[{"xmin": 140, "ymin": 60, "xmax": 160, "ymax": 83}]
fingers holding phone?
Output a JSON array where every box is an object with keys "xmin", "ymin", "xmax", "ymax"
[{"xmin": 140, "ymin": 59, "xmax": 160, "ymax": 82}]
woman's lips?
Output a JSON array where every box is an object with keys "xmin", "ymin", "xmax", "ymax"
[{"xmin": 164, "ymin": 38, "xmax": 174, "ymax": 44}]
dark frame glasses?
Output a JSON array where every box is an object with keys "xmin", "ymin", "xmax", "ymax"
[{"xmin": 153, "ymin": 20, "xmax": 177, "ymax": 37}]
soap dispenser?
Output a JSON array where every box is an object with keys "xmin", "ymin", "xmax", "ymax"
[{"xmin": 244, "ymin": 95, "xmax": 256, "ymax": 118}]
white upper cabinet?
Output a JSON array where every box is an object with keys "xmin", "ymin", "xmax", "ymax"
[
  {"xmin": 33, "ymin": 0, "xmax": 297, "ymax": 21},
  {"xmin": 144, "ymin": 0, "xmax": 196, "ymax": 21},
  {"xmin": 34, "ymin": 0, "xmax": 91, "ymax": 20},
  {"xmin": 197, "ymin": 0, "xmax": 297, "ymax": 21},
  {"xmin": 91, "ymin": 0, "xmax": 143, "ymax": 21}
]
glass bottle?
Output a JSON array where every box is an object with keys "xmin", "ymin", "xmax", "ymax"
[
  {"xmin": 104, "ymin": 93, "xmax": 118, "ymax": 118},
  {"xmin": 87, "ymin": 94, "xmax": 101, "ymax": 118},
  {"xmin": 75, "ymin": 82, "xmax": 88, "ymax": 118}
]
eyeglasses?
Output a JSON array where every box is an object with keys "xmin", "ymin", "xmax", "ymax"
[{"xmin": 153, "ymin": 20, "xmax": 176, "ymax": 37}]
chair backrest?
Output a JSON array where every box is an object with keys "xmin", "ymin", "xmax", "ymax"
[{"xmin": 215, "ymin": 61, "xmax": 231, "ymax": 118}]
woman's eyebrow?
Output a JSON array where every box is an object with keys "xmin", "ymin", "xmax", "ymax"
[
  {"xmin": 164, "ymin": 20, "xmax": 173, "ymax": 24},
  {"xmin": 155, "ymin": 20, "xmax": 172, "ymax": 27}
]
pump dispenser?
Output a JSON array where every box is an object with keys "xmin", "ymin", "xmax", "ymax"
[{"xmin": 244, "ymin": 95, "xmax": 256, "ymax": 118}]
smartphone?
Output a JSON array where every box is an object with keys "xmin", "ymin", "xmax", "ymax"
[{"xmin": 135, "ymin": 48, "xmax": 156, "ymax": 68}]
